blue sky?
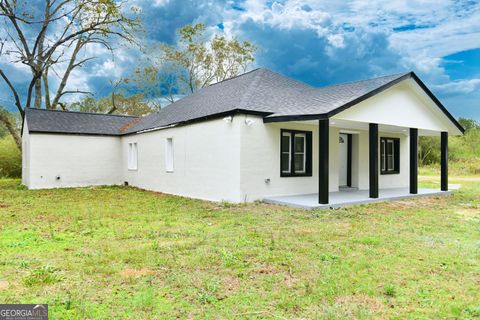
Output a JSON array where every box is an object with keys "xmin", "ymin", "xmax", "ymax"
[{"xmin": 1, "ymin": 0, "xmax": 479, "ymax": 120}]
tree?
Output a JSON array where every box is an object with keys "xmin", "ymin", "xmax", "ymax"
[
  {"xmin": 69, "ymin": 93, "xmax": 156, "ymax": 117},
  {"xmin": 128, "ymin": 23, "xmax": 257, "ymax": 106},
  {"xmin": 458, "ymin": 117, "xmax": 479, "ymax": 132},
  {"xmin": 0, "ymin": 107, "xmax": 21, "ymax": 147},
  {"xmin": 419, "ymin": 136, "xmax": 440, "ymax": 165},
  {"xmin": 0, "ymin": 0, "xmax": 141, "ymax": 148},
  {"xmin": 162, "ymin": 23, "xmax": 256, "ymax": 93}
]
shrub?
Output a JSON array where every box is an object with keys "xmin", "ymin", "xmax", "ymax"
[{"xmin": 0, "ymin": 135, "xmax": 21, "ymax": 178}]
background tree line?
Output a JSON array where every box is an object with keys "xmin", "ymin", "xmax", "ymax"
[{"xmin": 419, "ymin": 117, "xmax": 480, "ymax": 175}]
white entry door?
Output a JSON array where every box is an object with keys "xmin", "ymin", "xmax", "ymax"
[{"xmin": 339, "ymin": 133, "xmax": 348, "ymax": 186}]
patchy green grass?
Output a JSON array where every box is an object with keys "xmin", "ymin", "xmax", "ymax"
[{"xmin": 1, "ymin": 177, "xmax": 480, "ymax": 319}]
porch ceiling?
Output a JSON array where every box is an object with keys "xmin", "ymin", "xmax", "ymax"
[{"xmin": 286, "ymin": 119, "xmax": 441, "ymax": 136}]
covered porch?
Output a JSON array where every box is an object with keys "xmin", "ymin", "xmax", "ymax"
[
  {"xmin": 257, "ymin": 73, "xmax": 463, "ymax": 209},
  {"xmin": 261, "ymin": 116, "xmax": 453, "ymax": 209}
]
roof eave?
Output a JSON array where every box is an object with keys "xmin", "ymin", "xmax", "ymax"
[
  {"xmin": 126, "ymin": 108, "xmax": 274, "ymax": 135},
  {"xmin": 29, "ymin": 130, "xmax": 122, "ymax": 137}
]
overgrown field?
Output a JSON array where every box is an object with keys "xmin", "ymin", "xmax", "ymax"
[{"xmin": 0, "ymin": 176, "xmax": 479, "ymax": 319}]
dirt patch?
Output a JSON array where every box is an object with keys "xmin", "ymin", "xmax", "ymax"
[
  {"xmin": 0, "ymin": 203, "xmax": 9, "ymax": 208},
  {"xmin": 119, "ymin": 268, "xmax": 153, "ymax": 278},
  {"xmin": 0, "ymin": 280, "xmax": 9, "ymax": 290},
  {"xmin": 283, "ymin": 274, "xmax": 298, "ymax": 287},
  {"xmin": 380, "ymin": 196, "xmax": 449, "ymax": 211},
  {"xmin": 252, "ymin": 264, "xmax": 281, "ymax": 275},
  {"xmin": 222, "ymin": 276, "xmax": 240, "ymax": 295}
]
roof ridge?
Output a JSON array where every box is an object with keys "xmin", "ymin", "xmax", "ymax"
[
  {"xmin": 238, "ymin": 68, "xmax": 266, "ymax": 109},
  {"xmin": 135, "ymin": 68, "xmax": 265, "ymax": 121},
  {"xmin": 313, "ymin": 72, "xmax": 411, "ymax": 90},
  {"xmin": 26, "ymin": 107, "xmax": 138, "ymax": 118},
  {"xmin": 208, "ymin": 68, "xmax": 262, "ymax": 87}
]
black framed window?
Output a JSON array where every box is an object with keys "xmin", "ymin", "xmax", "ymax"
[
  {"xmin": 380, "ymin": 137, "xmax": 400, "ymax": 174},
  {"xmin": 280, "ymin": 129, "xmax": 312, "ymax": 177}
]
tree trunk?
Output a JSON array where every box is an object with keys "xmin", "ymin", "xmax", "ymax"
[
  {"xmin": 34, "ymin": 75, "xmax": 42, "ymax": 108},
  {"xmin": 43, "ymin": 68, "xmax": 52, "ymax": 109},
  {"xmin": 0, "ymin": 109, "xmax": 21, "ymax": 150},
  {"xmin": 34, "ymin": 36, "xmax": 45, "ymax": 108}
]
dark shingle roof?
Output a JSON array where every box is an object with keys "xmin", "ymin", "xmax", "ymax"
[
  {"xmin": 25, "ymin": 107, "xmax": 137, "ymax": 135},
  {"xmin": 24, "ymin": 68, "xmax": 464, "ymax": 135},
  {"xmin": 123, "ymin": 68, "xmax": 410, "ymax": 133}
]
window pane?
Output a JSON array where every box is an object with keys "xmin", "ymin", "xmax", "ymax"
[
  {"xmin": 294, "ymin": 136, "xmax": 305, "ymax": 152},
  {"xmin": 128, "ymin": 142, "xmax": 137, "ymax": 170},
  {"xmin": 381, "ymin": 154, "xmax": 386, "ymax": 171},
  {"xmin": 281, "ymin": 134, "xmax": 290, "ymax": 151},
  {"xmin": 294, "ymin": 154, "xmax": 305, "ymax": 172},
  {"xmin": 387, "ymin": 155, "xmax": 394, "ymax": 170},
  {"xmin": 387, "ymin": 140, "xmax": 393, "ymax": 154},
  {"xmin": 166, "ymin": 138, "xmax": 174, "ymax": 172},
  {"xmin": 281, "ymin": 153, "xmax": 290, "ymax": 172}
]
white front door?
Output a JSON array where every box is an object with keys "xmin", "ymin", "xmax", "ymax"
[{"xmin": 339, "ymin": 133, "xmax": 348, "ymax": 186}]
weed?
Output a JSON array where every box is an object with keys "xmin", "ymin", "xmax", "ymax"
[
  {"xmin": 384, "ymin": 284, "xmax": 396, "ymax": 297},
  {"xmin": 23, "ymin": 265, "xmax": 61, "ymax": 286}
]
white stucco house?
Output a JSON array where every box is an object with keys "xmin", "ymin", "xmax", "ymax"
[{"xmin": 21, "ymin": 68, "xmax": 463, "ymax": 208}]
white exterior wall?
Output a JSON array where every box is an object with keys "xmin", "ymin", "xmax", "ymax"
[
  {"xmin": 121, "ymin": 117, "xmax": 242, "ymax": 202},
  {"xmin": 23, "ymin": 115, "xmax": 411, "ymax": 201},
  {"xmin": 353, "ymin": 130, "xmax": 409, "ymax": 190},
  {"xmin": 21, "ymin": 120, "xmax": 31, "ymax": 187},
  {"xmin": 25, "ymin": 133, "xmax": 122, "ymax": 189},
  {"xmin": 238, "ymin": 116, "xmax": 340, "ymax": 202}
]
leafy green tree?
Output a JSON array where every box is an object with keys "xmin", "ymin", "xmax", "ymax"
[
  {"xmin": 162, "ymin": 23, "xmax": 256, "ymax": 93},
  {"xmin": 127, "ymin": 23, "xmax": 257, "ymax": 107},
  {"xmin": 69, "ymin": 94, "xmax": 156, "ymax": 117},
  {"xmin": 0, "ymin": 107, "xmax": 20, "ymax": 148},
  {"xmin": 419, "ymin": 117, "xmax": 480, "ymax": 168},
  {"xmin": 458, "ymin": 117, "xmax": 479, "ymax": 132}
]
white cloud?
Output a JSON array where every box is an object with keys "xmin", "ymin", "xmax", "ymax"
[
  {"xmin": 230, "ymin": 1, "xmax": 333, "ymax": 38},
  {"xmin": 152, "ymin": 0, "xmax": 170, "ymax": 7},
  {"xmin": 224, "ymin": 0, "xmax": 480, "ymax": 88},
  {"xmin": 327, "ymin": 34, "xmax": 345, "ymax": 48},
  {"xmin": 432, "ymin": 78, "xmax": 480, "ymax": 94}
]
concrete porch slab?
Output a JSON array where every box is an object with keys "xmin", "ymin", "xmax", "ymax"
[{"xmin": 263, "ymin": 188, "xmax": 453, "ymax": 210}]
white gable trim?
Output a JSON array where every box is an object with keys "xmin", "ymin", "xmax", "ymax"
[{"xmin": 332, "ymin": 78, "xmax": 463, "ymax": 135}]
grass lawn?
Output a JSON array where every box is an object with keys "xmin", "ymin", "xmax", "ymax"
[{"xmin": 1, "ymin": 176, "xmax": 480, "ymax": 319}]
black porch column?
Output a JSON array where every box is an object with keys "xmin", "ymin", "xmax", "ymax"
[
  {"xmin": 319, "ymin": 119, "xmax": 329, "ymax": 204},
  {"xmin": 410, "ymin": 128, "xmax": 418, "ymax": 194},
  {"xmin": 441, "ymin": 131, "xmax": 448, "ymax": 191},
  {"xmin": 369, "ymin": 123, "xmax": 379, "ymax": 198}
]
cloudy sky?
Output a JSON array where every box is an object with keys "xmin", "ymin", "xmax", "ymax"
[{"xmin": 1, "ymin": 0, "xmax": 479, "ymax": 119}]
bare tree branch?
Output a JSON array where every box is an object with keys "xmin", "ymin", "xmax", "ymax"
[
  {"xmin": 0, "ymin": 0, "xmax": 142, "ymax": 114},
  {"xmin": 0, "ymin": 68, "xmax": 24, "ymax": 116}
]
